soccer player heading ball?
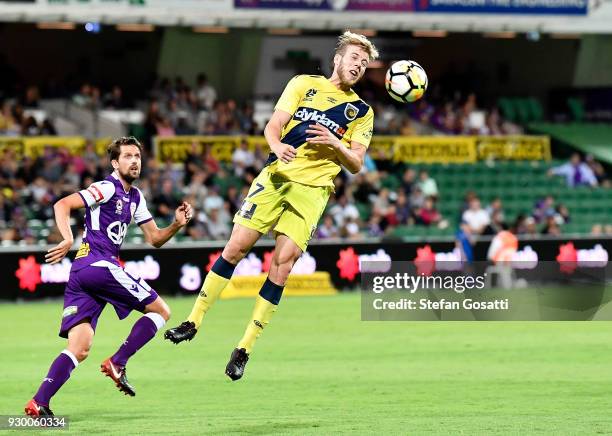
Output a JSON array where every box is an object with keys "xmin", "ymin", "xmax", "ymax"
[
  {"xmin": 25, "ymin": 137, "xmax": 193, "ymax": 417},
  {"xmin": 165, "ymin": 31, "xmax": 378, "ymax": 380}
]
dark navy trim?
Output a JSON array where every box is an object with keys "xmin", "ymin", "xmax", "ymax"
[
  {"xmin": 259, "ymin": 278, "xmax": 285, "ymax": 305},
  {"xmin": 137, "ymin": 217, "xmax": 153, "ymax": 226},
  {"xmin": 211, "ymin": 256, "xmax": 236, "ymax": 279}
]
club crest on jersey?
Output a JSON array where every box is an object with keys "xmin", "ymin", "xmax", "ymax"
[
  {"xmin": 115, "ymin": 199, "xmax": 123, "ymax": 215},
  {"xmin": 344, "ymin": 103, "xmax": 358, "ymax": 121}
]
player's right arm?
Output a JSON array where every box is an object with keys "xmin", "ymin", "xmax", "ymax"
[
  {"xmin": 46, "ymin": 181, "xmax": 114, "ymax": 264},
  {"xmin": 264, "ymin": 110, "xmax": 296, "ymax": 163},
  {"xmin": 45, "ymin": 193, "xmax": 85, "ymax": 264},
  {"xmin": 263, "ymin": 75, "xmax": 305, "ymax": 164}
]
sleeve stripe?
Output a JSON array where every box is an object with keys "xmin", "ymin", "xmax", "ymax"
[{"xmin": 89, "ymin": 185, "xmax": 104, "ymax": 202}]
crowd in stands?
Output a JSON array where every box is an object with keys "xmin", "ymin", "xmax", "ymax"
[
  {"xmin": 0, "ymin": 90, "xmax": 57, "ymax": 137},
  {"xmin": 2, "ymin": 71, "xmax": 521, "ymax": 141},
  {"xmin": 0, "ymin": 139, "xmax": 610, "ymax": 246}
]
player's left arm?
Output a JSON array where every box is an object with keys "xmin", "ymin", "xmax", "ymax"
[
  {"xmin": 305, "ymin": 107, "xmax": 373, "ymax": 174},
  {"xmin": 138, "ymin": 198, "xmax": 193, "ymax": 248}
]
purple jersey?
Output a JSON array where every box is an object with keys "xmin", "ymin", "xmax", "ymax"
[{"xmin": 72, "ymin": 172, "xmax": 152, "ymax": 271}]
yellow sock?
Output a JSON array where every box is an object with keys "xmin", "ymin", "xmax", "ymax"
[
  {"xmin": 238, "ymin": 278, "xmax": 284, "ymax": 353},
  {"xmin": 187, "ymin": 257, "xmax": 235, "ymax": 328}
]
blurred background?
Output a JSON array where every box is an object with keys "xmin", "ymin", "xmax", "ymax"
[{"xmin": 0, "ymin": 0, "xmax": 610, "ymax": 297}]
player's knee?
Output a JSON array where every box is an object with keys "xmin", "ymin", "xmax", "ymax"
[
  {"xmin": 222, "ymin": 242, "xmax": 248, "ymax": 264},
  {"xmin": 74, "ymin": 347, "xmax": 90, "ymax": 362}
]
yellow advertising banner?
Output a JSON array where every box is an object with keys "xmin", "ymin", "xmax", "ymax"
[
  {"xmin": 476, "ymin": 136, "xmax": 551, "ymax": 161},
  {"xmin": 0, "ymin": 135, "xmax": 550, "ymax": 163},
  {"xmin": 221, "ymin": 272, "xmax": 337, "ymax": 300},
  {"xmin": 392, "ymin": 136, "xmax": 477, "ymax": 163},
  {"xmin": 0, "ymin": 136, "xmax": 112, "ymax": 159}
]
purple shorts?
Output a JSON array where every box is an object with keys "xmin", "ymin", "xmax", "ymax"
[{"xmin": 59, "ymin": 260, "xmax": 158, "ymax": 338}]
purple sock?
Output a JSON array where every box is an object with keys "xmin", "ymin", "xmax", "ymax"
[
  {"xmin": 33, "ymin": 350, "xmax": 78, "ymax": 406},
  {"xmin": 111, "ymin": 313, "xmax": 165, "ymax": 367}
]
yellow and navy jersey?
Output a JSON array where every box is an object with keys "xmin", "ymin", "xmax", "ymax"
[{"xmin": 266, "ymin": 75, "xmax": 374, "ymax": 187}]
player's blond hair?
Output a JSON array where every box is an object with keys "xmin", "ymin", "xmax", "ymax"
[{"xmin": 335, "ymin": 30, "xmax": 379, "ymax": 61}]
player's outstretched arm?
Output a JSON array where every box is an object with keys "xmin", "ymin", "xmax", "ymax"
[
  {"xmin": 140, "ymin": 201, "xmax": 193, "ymax": 248},
  {"xmin": 305, "ymin": 123, "xmax": 366, "ymax": 173},
  {"xmin": 46, "ymin": 193, "xmax": 85, "ymax": 264}
]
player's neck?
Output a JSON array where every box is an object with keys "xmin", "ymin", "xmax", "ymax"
[
  {"xmin": 113, "ymin": 171, "xmax": 133, "ymax": 193},
  {"xmin": 327, "ymin": 74, "xmax": 350, "ymax": 92}
]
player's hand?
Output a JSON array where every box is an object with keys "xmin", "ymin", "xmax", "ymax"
[
  {"xmin": 45, "ymin": 239, "xmax": 73, "ymax": 264},
  {"xmin": 270, "ymin": 141, "xmax": 297, "ymax": 164},
  {"xmin": 306, "ymin": 123, "xmax": 342, "ymax": 149},
  {"xmin": 174, "ymin": 201, "xmax": 193, "ymax": 227}
]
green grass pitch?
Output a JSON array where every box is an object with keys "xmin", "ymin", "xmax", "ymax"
[{"xmin": 2, "ymin": 293, "xmax": 612, "ymax": 435}]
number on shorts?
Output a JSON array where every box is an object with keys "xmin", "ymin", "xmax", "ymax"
[{"xmin": 248, "ymin": 182, "xmax": 265, "ymax": 198}]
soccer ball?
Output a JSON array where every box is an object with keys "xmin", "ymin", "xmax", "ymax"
[{"xmin": 385, "ymin": 60, "xmax": 428, "ymax": 103}]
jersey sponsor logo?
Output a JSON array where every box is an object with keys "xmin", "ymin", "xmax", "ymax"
[
  {"xmin": 344, "ymin": 103, "xmax": 358, "ymax": 121},
  {"xmin": 107, "ymin": 221, "xmax": 128, "ymax": 245},
  {"xmin": 62, "ymin": 305, "xmax": 78, "ymax": 318},
  {"xmin": 294, "ymin": 108, "xmax": 346, "ymax": 135}
]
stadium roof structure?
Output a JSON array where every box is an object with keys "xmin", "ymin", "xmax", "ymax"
[{"xmin": 0, "ymin": 0, "xmax": 611, "ymax": 34}]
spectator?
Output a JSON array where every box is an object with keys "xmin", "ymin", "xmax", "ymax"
[
  {"xmin": 554, "ymin": 204, "xmax": 570, "ymax": 225},
  {"xmin": 548, "ymin": 153, "xmax": 597, "ymax": 187},
  {"xmin": 103, "ymin": 85, "xmax": 128, "ymax": 109},
  {"xmin": 232, "ymin": 139, "xmax": 256, "ymax": 177},
  {"xmin": 367, "ymin": 215, "xmax": 384, "ymax": 237},
  {"xmin": 533, "ymin": 195, "xmax": 555, "ymax": 224},
  {"xmin": 341, "ymin": 216, "xmax": 362, "ymax": 240},
  {"xmin": 316, "ymin": 215, "xmax": 338, "ymax": 239},
  {"xmin": 204, "ymin": 205, "xmax": 230, "ymax": 240},
  {"xmin": 395, "ymin": 190, "xmax": 412, "ymax": 224},
  {"xmin": 203, "ymin": 186, "xmax": 224, "ymax": 213},
  {"xmin": 417, "ymin": 170, "xmax": 438, "ymax": 198},
  {"xmin": 455, "ymin": 222, "xmax": 474, "ymax": 263},
  {"xmin": 484, "ymin": 210, "xmax": 506, "ymax": 235},
  {"xmin": 401, "ymin": 168, "xmax": 416, "ymax": 194},
  {"xmin": 585, "ymin": 154, "xmax": 610, "ymax": 187},
  {"xmin": 329, "ymin": 195, "xmax": 360, "ymax": 228},
  {"xmin": 40, "ymin": 119, "xmax": 57, "ymax": 135},
  {"xmin": 415, "ymin": 197, "xmax": 442, "ymax": 226},
  {"xmin": 153, "ymin": 179, "xmax": 180, "ymax": 222},
  {"xmin": 486, "ymin": 197, "xmax": 504, "ymax": 221},
  {"xmin": 462, "ymin": 197, "xmax": 490, "ymax": 235},
  {"xmin": 196, "ymin": 73, "xmax": 217, "ymax": 111},
  {"xmin": 409, "ymin": 185, "xmax": 425, "ymax": 211},
  {"xmin": 22, "ymin": 116, "xmax": 40, "ymax": 136},
  {"xmin": 542, "ymin": 216, "xmax": 561, "ymax": 236}
]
